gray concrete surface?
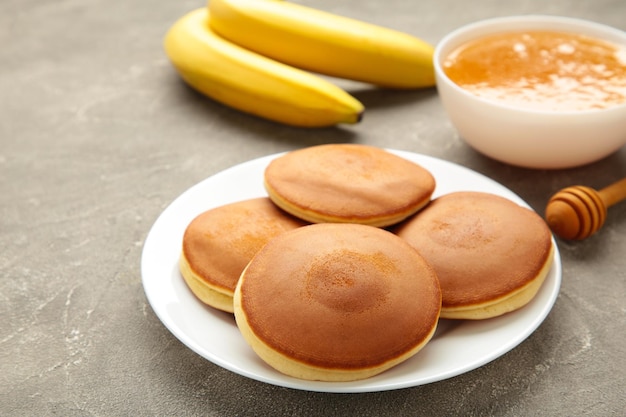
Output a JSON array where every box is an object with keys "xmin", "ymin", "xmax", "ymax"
[{"xmin": 2, "ymin": 0, "xmax": 625, "ymax": 415}]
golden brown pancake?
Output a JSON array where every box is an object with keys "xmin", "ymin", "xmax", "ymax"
[
  {"xmin": 234, "ymin": 223, "xmax": 441, "ymax": 381},
  {"xmin": 264, "ymin": 144, "xmax": 436, "ymax": 227},
  {"xmin": 180, "ymin": 197, "xmax": 307, "ymax": 313},
  {"xmin": 394, "ymin": 191, "xmax": 554, "ymax": 320}
]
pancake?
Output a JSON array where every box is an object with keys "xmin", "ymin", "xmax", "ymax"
[
  {"xmin": 234, "ymin": 223, "xmax": 441, "ymax": 382},
  {"xmin": 263, "ymin": 144, "xmax": 436, "ymax": 227},
  {"xmin": 394, "ymin": 191, "xmax": 554, "ymax": 320},
  {"xmin": 180, "ymin": 197, "xmax": 307, "ymax": 313}
]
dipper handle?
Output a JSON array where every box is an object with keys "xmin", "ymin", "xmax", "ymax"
[
  {"xmin": 598, "ymin": 177, "xmax": 626, "ymax": 208},
  {"xmin": 545, "ymin": 177, "xmax": 626, "ymax": 240}
]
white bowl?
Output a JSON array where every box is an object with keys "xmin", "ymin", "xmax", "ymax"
[{"xmin": 434, "ymin": 15, "xmax": 626, "ymax": 169}]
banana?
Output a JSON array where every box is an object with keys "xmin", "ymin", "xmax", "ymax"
[
  {"xmin": 163, "ymin": 8, "xmax": 364, "ymax": 127},
  {"xmin": 207, "ymin": 0, "xmax": 435, "ymax": 89}
]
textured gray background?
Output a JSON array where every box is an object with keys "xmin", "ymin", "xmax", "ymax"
[{"xmin": 2, "ymin": 0, "xmax": 625, "ymax": 415}]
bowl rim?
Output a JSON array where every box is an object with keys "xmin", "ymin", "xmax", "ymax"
[{"xmin": 433, "ymin": 14, "xmax": 626, "ymax": 116}]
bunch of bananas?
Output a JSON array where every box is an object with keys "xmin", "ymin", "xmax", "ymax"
[{"xmin": 164, "ymin": 0, "xmax": 435, "ymax": 127}]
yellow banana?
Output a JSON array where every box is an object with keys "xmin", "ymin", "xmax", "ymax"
[
  {"xmin": 207, "ymin": 0, "xmax": 435, "ymax": 89},
  {"xmin": 163, "ymin": 8, "xmax": 364, "ymax": 127}
]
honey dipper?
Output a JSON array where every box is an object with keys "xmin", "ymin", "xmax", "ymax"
[{"xmin": 545, "ymin": 177, "xmax": 626, "ymax": 240}]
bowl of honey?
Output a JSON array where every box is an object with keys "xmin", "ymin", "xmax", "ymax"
[{"xmin": 434, "ymin": 15, "xmax": 626, "ymax": 169}]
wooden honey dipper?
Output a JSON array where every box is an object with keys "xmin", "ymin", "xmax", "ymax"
[{"xmin": 545, "ymin": 177, "xmax": 626, "ymax": 240}]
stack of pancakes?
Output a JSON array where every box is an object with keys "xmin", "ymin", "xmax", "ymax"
[{"xmin": 179, "ymin": 144, "xmax": 554, "ymax": 382}]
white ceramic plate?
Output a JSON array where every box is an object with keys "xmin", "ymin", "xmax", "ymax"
[{"xmin": 141, "ymin": 150, "xmax": 562, "ymax": 393}]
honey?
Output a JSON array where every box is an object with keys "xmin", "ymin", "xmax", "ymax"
[{"xmin": 443, "ymin": 30, "xmax": 626, "ymax": 111}]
